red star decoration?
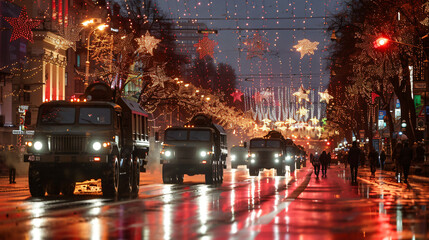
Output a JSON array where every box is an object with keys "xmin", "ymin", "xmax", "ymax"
[
  {"xmin": 194, "ymin": 35, "xmax": 218, "ymax": 59},
  {"xmin": 230, "ymin": 90, "xmax": 243, "ymax": 102},
  {"xmin": 3, "ymin": 7, "xmax": 42, "ymax": 43}
]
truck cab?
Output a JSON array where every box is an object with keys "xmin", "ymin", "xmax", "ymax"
[
  {"xmin": 160, "ymin": 114, "xmax": 227, "ymax": 184},
  {"xmin": 230, "ymin": 143, "xmax": 247, "ymax": 169},
  {"xmin": 24, "ymin": 83, "xmax": 150, "ymax": 198}
]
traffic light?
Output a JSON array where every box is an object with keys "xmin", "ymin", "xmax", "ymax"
[
  {"xmin": 374, "ymin": 37, "xmax": 390, "ymax": 48},
  {"xmin": 327, "ymin": 141, "xmax": 331, "ymax": 146}
]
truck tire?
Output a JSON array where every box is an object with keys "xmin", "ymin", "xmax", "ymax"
[
  {"xmin": 162, "ymin": 165, "xmax": 174, "ymax": 184},
  {"xmin": 62, "ymin": 181, "xmax": 75, "ymax": 196},
  {"xmin": 119, "ymin": 157, "xmax": 133, "ymax": 198},
  {"xmin": 131, "ymin": 157, "xmax": 140, "ymax": 197},
  {"xmin": 102, "ymin": 155, "xmax": 119, "ymax": 198},
  {"xmin": 47, "ymin": 181, "xmax": 61, "ymax": 196},
  {"xmin": 249, "ymin": 167, "xmax": 259, "ymax": 176},
  {"xmin": 205, "ymin": 164, "xmax": 215, "ymax": 184},
  {"xmin": 276, "ymin": 166, "xmax": 286, "ymax": 176},
  {"xmin": 28, "ymin": 163, "xmax": 45, "ymax": 198}
]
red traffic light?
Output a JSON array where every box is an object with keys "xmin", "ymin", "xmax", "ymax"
[
  {"xmin": 374, "ymin": 37, "xmax": 390, "ymax": 48},
  {"xmin": 327, "ymin": 141, "xmax": 331, "ymax": 146}
]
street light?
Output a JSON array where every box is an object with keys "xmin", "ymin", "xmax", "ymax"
[{"xmin": 82, "ymin": 21, "xmax": 108, "ymax": 89}]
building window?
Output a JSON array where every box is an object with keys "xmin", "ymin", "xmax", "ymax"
[
  {"xmin": 77, "ymin": 54, "xmax": 80, "ymax": 67},
  {"xmin": 24, "ymin": 85, "xmax": 30, "ymax": 102}
]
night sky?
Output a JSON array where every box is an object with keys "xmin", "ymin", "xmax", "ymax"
[{"xmin": 156, "ymin": 0, "xmax": 342, "ymax": 91}]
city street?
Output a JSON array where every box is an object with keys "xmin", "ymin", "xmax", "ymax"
[{"xmin": 0, "ymin": 161, "xmax": 428, "ymax": 239}]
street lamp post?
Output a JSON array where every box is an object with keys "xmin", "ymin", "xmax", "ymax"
[{"xmin": 82, "ymin": 21, "xmax": 108, "ymax": 89}]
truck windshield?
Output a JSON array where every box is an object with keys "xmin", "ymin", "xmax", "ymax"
[
  {"xmin": 79, "ymin": 107, "xmax": 112, "ymax": 125},
  {"xmin": 165, "ymin": 129, "xmax": 211, "ymax": 141},
  {"xmin": 250, "ymin": 140, "xmax": 281, "ymax": 148},
  {"xmin": 40, "ymin": 106, "xmax": 75, "ymax": 124}
]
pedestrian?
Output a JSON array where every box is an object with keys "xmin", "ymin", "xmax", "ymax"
[
  {"xmin": 5, "ymin": 145, "xmax": 17, "ymax": 184},
  {"xmin": 312, "ymin": 153, "xmax": 321, "ymax": 178},
  {"xmin": 399, "ymin": 141, "xmax": 413, "ymax": 184},
  {"xmin": 393, "ymin": 141, "xmax": 403, "ymax": 180},
  {"xmin": 310, "ymin": 153, "xmax": 314, "ymax": 164},
  {"xmin": 368, "ymin": 146, "xmax": 378, "ymax": 177},
  {"xmin": 327, "ymin": 152, "xmax": 332, "ymax": 167},
  {"xmin": 416, "ymin": 142, "xmax": 425, "ymax": 163},
  {"xmin": 380, "ymin": 149, "xmax": 386, "ymax": 170},
  {"xmin": 348, "ymin": 141, "xmax": 360, "ymax": 184},
  {"xmin": 320, "ymin": 151, "xmax": 329, "ymax": 177},
  {"xmin": 360, "ymin": 149, "xmax": 366, "ymax": 167}
]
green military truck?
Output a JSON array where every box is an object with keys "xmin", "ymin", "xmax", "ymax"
[
  {"xmin": 160, "ymin": 114, "xmax": 227, "ymax": 184},
  {"xmin": 24, "ymin": 83, "xmax": 150, "ymax": 198}
]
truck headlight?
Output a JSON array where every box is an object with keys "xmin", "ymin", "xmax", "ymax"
[
  {"xmin": 200, "ymin": 150, "xmax": 210, "ymax": 157},
  {"xmin": 275, "ymin": 159, "xmax": 279, "ymax": 163},
  {"xmin": 93, "ymin": 142, "xmax": 102, "ymax": 151},
  {"xmin": 251, "ymin": 153, "xmax": 255, "ymax": 158},
  {"xmin": 250, "ymin": 159, "xmax": 255, "ymax": 164},
  {"xmin": 231, "ymin": 154, "xmax": 236, "ymax": 161},
  {"xmin": 286, "ymin": 156, "xmax": 291, "ymax": 161},
  {"xmin": 34, "ymin": 141, "xmax": 43, "ymax": 151},
  {"xmin": 165, "ymin": 150, "xmax": 172, "ymax": 157},
  {"xmin": 274, "ymin": 153, "xmax": 279, "ymax": 158}
]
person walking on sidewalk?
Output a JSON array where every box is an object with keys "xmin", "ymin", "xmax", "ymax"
[
  {"xmin": 320, "ymin": 151, "xmax": 329, "ymax": 177},
  {"xmin": 368, "ymin": 146, "xmax": 378, "ymax": 177},
  {"xmin": 348, "ymin": 141, "xmax": 360, "ymax": 184},
  {"xmin": 399, "ymin": 141, "xmax": 413, "ymax": 184},
  {"xmin": 393, "ymin": 141, "xmax": 403, "ymax": 180},
  {"xmin": 380, "ymin": 149, "xmax": 386, "ymax": 170},
  {"xmin": 312, "ymin": 153, "xmax": 321, "ymax": 178},
  {"xmin": 5, "ymin": 145, "xmax": 18, "ymax": 184}
]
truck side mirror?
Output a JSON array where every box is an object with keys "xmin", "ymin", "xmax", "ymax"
[
  {"xmin": 155, "ymin": 132, "xmax": 159, "ymax": 141},
  {"xmin": 243, "ymin": 142, "xmax": 247, "ymax": 148}
]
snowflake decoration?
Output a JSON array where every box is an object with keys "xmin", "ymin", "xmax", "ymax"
[
  {"xmin": 135, "ymin": 32, "xmax": 161, "ymax": 56},
  {"xmin": 296, "ymin": 107, "xmax": 309, "ymax": 118},
  {"xmin": 243, "ymin": 32, "xmax": 270, "ymax": 59},
  {"xmin": 194, "ymin": 35, "xmax": 218, "ymax": 59},
  {"xmin": 230, "ymin": 89, "xmax": 244, "ymax": 102},
  {"xmin": 3, "ymin": 7, "xmax": 42, "ymax": 43},
  {"xmin": 318, "ymin": 89, "xmax": 333, "ymax": 104},
  {"xmin": 293, "ymin": 39, "xmax": 319, "ymax": 59},
  {"xmin": 293, "ymin": 85, "xmax": 310, "ymax": 102},
  {"xmin": 149, "ymin": 64, "xmax": 169, "ymax": 88}
]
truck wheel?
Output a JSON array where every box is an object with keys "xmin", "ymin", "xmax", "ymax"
[
  {"xmin": 249, "ymin": 167, "xmax": 259, "ymax": 176},
  {"xmin": 28, "ymin": 163, "xmax": 45, "ymax": 197},
  {"xmin": 119, "ymin": 157, "xmax": 133, "ymax": 198},
  {"xmin": 131, "ymin": 157, "xmax": 140, "ymax": 197},
  {"xmin": 162, "ymin": 165, "xmax": 173, "ymax": 184},
  {"xmin": 205, "ymin": 164, "xmax": 215, "ymax": 184},
  {"xmin": 276, "ymin": 166, "xmax": 286, "ymax": 176},
  {"xmin": 289, "ymin": 163, "xmax": 295, "ymax": 172},
  {"xmin": 47, "ymin": 181, "xmax": 61, "ymax": 196},
  {"xmin": 102, "ymin": 155, "xmax": 119, "ymax": 198},
  {"xmin": 62, "ymin": 181, "xmax": 75, "ymax": 196}
]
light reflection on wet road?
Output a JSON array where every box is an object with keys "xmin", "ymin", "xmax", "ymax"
[{"xmin": 0, "ymin": 163, "xmax": 428, "ymax": 239}]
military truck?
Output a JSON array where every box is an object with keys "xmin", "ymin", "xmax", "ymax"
[
  {"xmin": 160, "ymin": 114, "xmax": 227, "ymax": 184},
  {"xmin": 24, "ymin": 83, "xmax": 150, "ymax": 198},
  {"xmin": 248, "ymin": 130, "xmax": 295, "ymax": 176},
  {"xmin": 230, "ymin": 143, "xmax": 247, "ymax": 169}
]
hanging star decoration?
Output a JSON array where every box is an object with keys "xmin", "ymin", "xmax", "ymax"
[
  {"xmin": 135, "ymin": 32, "xmax": 161, "ymax": 56},
  {"xmin": 285, "ymin": 118, "xmax": 296, "ymax": 125},
  {"xmin": 274, "ymin": 121, "xmax": 284, "ymax": 127},
  {"xmin": 260, "ymin": 124, "xmax": 271, "ymax": 132},
  {"xmin": 278, "ymin": 126, "xmax": 288, "ymax": 132},
  {"xmin": 3, "ymin": 7, "xmax": 42, "ymax": 43},
  {"xmin": 194, "ymin": 35, "xmax": 218, "ymax": 59},
  {"xmin": 293, "ymin": 85, "xmax": 310, "ymax": 102},
  {"xmin": 293, "ymin": 39, "xmax": 319, "ymax": 59},
  {"xmin": 297, "ymin": 107, "xmax": 309, "ymax": 118},
  {"xmin": 309, "ymin": 117, "xmax": 319, "ymax": 125},
  {"xmin": 230, "ymin": 89, "xmax": 244, "ymax": 102},
  {"xmin": 318, "ymin": 89, "xmax": 333, "ymax": 104},
  {"xmin": 243, "ymin": 32, "xmax": 270, "ymax": 59}
]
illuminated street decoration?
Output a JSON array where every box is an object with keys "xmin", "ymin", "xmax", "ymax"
[
  {"xmin": 243, "ymin": 32, "xmax": 270, "ymax": 59},
  {"xmin": 297, "ymin": 107, "xmax": 309, "ymax": 118},
  {"xmin": 309, "ymin": 117, "xmax": 319, "ymax": 125},
  {"xmin": 293, "ymin": 38, "xmax": 319, "ymax": 59},
  {"xmin": 135, "ymin": 32, "xmax": 161, "ymax": 56},
  {"xmin": 260, "ymin": 124, "xmax": 271, "ymax": 132},
  {"xmin": 194, "ymin": 35, "xmax": 218, "ymax": 59},
  {"xmin": 285, "ymin": 118, "xmax": 296, "ymax": 125},
  {"xmin": 230, "ymin": 90, "xmax": 244, "ymax": 102},
  {"xmin": 262, "ymin": 118, "xmax": 272, "ymax": 125},
  {"xmin": 319, "ymin": 89, "xmax": 333, "ymax": 104},
  {"xmin": 293, "ymin": 85, "xmax": 310, "ymax": 102},
  {"xmin": 3, "ymin": 7, "xmax": 42, "ymax": 43}
]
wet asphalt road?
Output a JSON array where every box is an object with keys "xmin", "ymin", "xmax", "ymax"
[{"xmin": 0, "ymin": 162, "xmax": 428, "ymax": 240}]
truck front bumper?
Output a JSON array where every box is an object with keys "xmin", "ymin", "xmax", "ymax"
[{"xmin": 24, "ymin": 154, "xmax": 109, "ymax": 163}]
